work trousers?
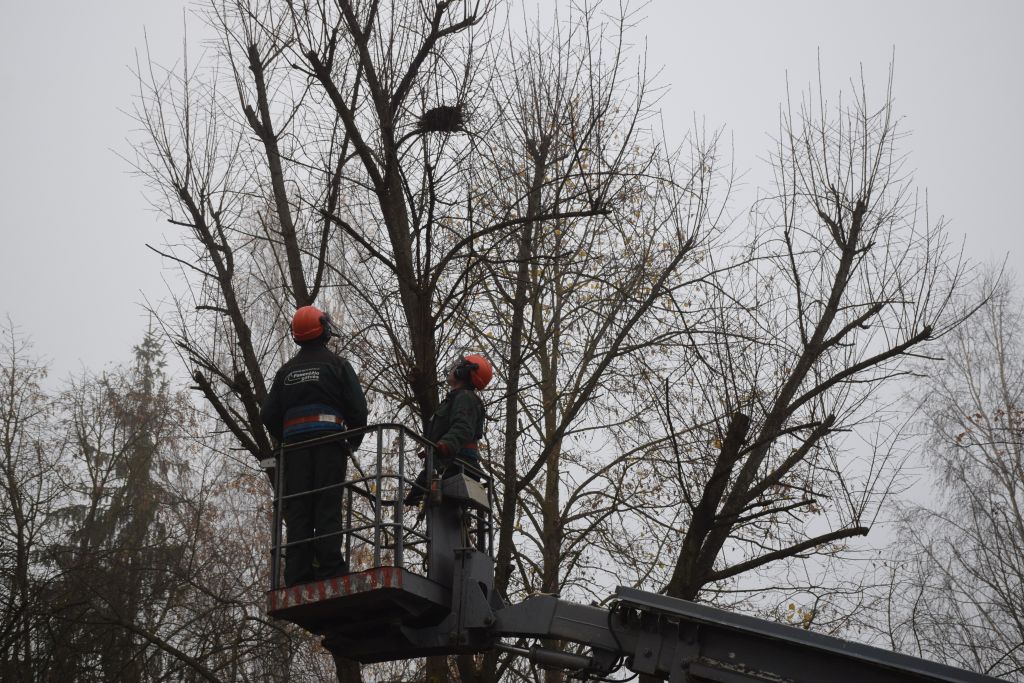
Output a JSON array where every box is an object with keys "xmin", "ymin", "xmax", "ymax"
[{"xmin": 282, "ymin": 438, "xmax": 349, "ymax": 586}]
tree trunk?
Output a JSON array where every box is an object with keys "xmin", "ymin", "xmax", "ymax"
[
  {"xmin": 483, "ymin": 143, "xmax": 549, "ymax": 683},
  {"xmin": 333, "ymin": 656, "xmax": 363, "ymax": 683}
]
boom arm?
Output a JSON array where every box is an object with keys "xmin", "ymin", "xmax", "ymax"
[{"xmin": 492, "ymin": 588, "xmax": 1000, "ymax": 683}]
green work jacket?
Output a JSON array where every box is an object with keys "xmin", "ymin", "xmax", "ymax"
[{"xmin": 427, "ymin": 388, "xmax": 485, "ymax": 461}]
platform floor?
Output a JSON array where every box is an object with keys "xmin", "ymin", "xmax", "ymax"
[{"xmin": 266, "ymin": 567, "xmax": 451, "ymax": 635}]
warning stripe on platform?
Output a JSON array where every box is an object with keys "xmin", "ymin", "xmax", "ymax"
[{"xmin": 267, "ymin": 567, "xmax": 402, "ymax": 612}]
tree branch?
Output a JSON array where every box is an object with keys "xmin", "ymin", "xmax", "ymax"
[{"xmin": 707, "ymin": 525, "xmax": 869, "ymax": 584}]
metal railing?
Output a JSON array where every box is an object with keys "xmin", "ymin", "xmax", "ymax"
[{"xmin": 268, "ymin": 423, "xmax": 494, "ymax": 592}]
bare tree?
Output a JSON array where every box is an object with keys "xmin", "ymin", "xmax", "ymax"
[
  {"xmin": 430, "ymin": 6, "xmax": 729, "ymax": 681},
  {"xmin": 880, "ymin": 270, "xmax": 1023, "ymax": 681},
  {"xmin": 0, "ymin": 323, "xmax": 65, "ymax": 683},
  {"xmin": 644, "ymin": 68, "xmax": 969, "ymax": 619},
  {"xmin": 467, "ymin": 1, "xmax": 710, "ymax": 591}
]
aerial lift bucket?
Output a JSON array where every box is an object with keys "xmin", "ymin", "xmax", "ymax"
[{"xmin": 265, "ymin": 424, "xmax": 500, "ymax": 659}]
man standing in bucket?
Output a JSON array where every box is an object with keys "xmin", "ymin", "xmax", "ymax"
[
  {"xmin": 405, "ymin": 354, "xmax": 493, "ymax": 505},
  {"xmin": 261, "ymin": 305, "xmax": 368, "ymax": 587}
]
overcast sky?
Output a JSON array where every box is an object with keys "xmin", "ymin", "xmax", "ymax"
[{"xmin": 0, "ymin": 0, "xmax": 1021, "ymax": 379}]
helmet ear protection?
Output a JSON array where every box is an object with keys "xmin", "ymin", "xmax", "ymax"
[
  {"xmin": 453, "ymin": 354, "xmax": 493, "ymax": 390},
  {"xmin": 454, "ymin": 358, "xmax": 477, "ymax": 382},
  {"xmin": 320, "ymin": 313, "xmax": 336, "ymax": 341}
]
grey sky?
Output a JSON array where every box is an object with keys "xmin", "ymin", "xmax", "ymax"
[{"xmin": 0, "ymin": 0, "xmax": 1021, "ymax": 377}]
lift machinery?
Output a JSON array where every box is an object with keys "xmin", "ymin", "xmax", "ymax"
[{"xmin": 265, "ymin": 425, "xmax": 1002, "ymax": 683}]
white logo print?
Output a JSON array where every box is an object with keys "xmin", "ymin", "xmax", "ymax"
[{"xmin": 284, "ymin": 368, "xmax": 321, "ymax": 385}]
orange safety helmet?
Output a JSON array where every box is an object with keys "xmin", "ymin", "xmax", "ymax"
[
  {"xmin": 458, "ymin": 354, "xmax": 493, "ymax": 390},
  {"xmin": 291, "ymin": 305, "xmax": 335, "ymax": 343}
]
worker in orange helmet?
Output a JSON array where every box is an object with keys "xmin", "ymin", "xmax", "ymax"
[
  {"xmin": 405, "ymin": 354, "xmax": 493, "ymax": 505},
  {"xmin": 261, "ymin": 305, "xmax": 368, "ymax": 586}
]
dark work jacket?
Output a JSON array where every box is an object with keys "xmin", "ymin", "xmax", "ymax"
[
  {"xmin": 427, "ymin": 388, "xmax": 485, "ymax": 462},
  {"xmin": 260, "ymin": 343, "xmax": 368, "ymax": 448}
]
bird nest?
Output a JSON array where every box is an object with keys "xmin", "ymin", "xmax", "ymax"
[{"xmin": 415, "ymin": 105, "xmax": 466, "ymax": 134}]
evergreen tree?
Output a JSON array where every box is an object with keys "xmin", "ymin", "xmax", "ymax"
[{"xmin": 46, "ymin": 328, "xmax": 193, "ymax": 682}]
